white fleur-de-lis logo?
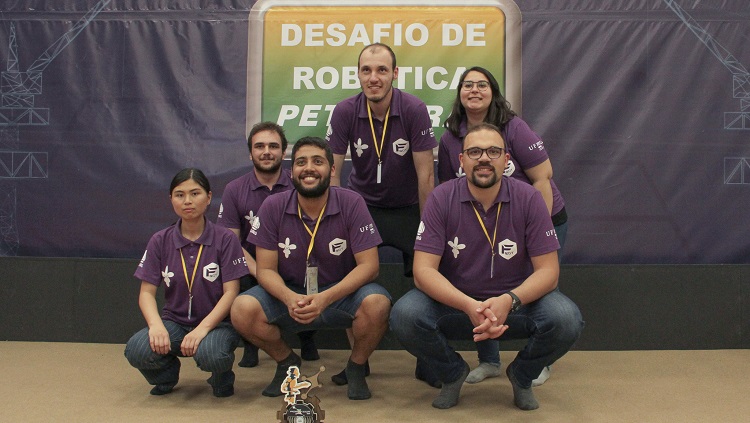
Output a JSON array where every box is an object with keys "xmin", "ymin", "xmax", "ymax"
[
  {"xmin": 278, "ymin": 237, "xmax": 297, "ymax": 258},
  {"xmin": 448, "ymin": 236, "xmax": 465, "ymax": 258},
  {"xmin": 244, "ymin": 210, "xmax": 256, "ymax": 223},
  {"xmin": 161, "ymin": 265, "xmax": 175, "ymax": 287},
  {"xmin": 353, "ymin": 138, "xmax": 369, "ymax": 157},
  {"xmin": 456, "ymin": 166, "xmax": 465, "ymax": 178}
]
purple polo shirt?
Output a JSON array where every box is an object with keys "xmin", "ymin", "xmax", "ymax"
[
  {"xmin": 326, "ymin": 88, "xmax": 437, "ymax": 208},
  {"xmin": 248, "ymin": 186, "xmax": 382, "ymax": 289},
  {"xmin": 217, "ymin": 169, "xmax": 293, "ymax": 255},
  {"xmin": 437, "ymin": 116, "xmax": 565, "ymax": 216},
  {"xmin": 135, "ymin": 218, "xmax": 249, "ymax": 326},
  {"xmin": 415, "ymin": 176, "xmax": 559, "ymax": 299}
]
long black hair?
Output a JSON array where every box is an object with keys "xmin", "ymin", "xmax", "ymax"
[{"xmin": 443, "ymin": 66, "xmax": 516, "ymax": 137}]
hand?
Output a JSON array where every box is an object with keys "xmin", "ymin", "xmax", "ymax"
[
  {"xmin": 181, "ymin": 326, "xmax": 209, "ymax": 357},
  {"xmin": 148, "ymin": 325, "xmax": 171, "ymax": 355},
  {"xmin": 472, "ymin": 295, "xmax": 512, "ymax": 341},
  {"xmin": 292, "ymin": 293, "xmax": 330, "ymax": 325}
]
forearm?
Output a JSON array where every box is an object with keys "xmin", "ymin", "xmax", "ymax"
[
  {"xmin": 138, "ymin": 284, "xmax": 164, "ymax": 328},
  {"xmin": 317, "ymin": 259, "xmax": 378, "ymax": 306},
  {"xmin": 532, "ymin": 179, "xmax": 554, "ymax": 216},
  {"xmin": 510, "ymin": 253, "xmax": 559, "ymax": 304},
  {"xmin": 257, "ymin": 267, "xmax": 298, "ymax": 304},
  {"xmin": 414, "ymin": 265, "xmax": 475, "ymax": 314},
  {"xmin": 243, "ymin": 248, "xmax": 257, "ymax": 277}
]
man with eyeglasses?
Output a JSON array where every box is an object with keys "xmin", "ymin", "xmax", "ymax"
[
  {"xmin": 390, "ymin": 123, "xmax": 583, "ymax": 410},
  {"xmin": 326, "ymin": 42, "xmax": 439, "ymax": 387}
]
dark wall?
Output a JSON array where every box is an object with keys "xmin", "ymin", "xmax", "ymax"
[{"xmin": 2, "ymin": 257, "xmax": 747, "ymax": 350}]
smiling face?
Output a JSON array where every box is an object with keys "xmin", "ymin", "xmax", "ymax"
[
  {"xmin": 250, "ymin": 129, "xmax": 285, "ymax": 174},
  {"xmin": 170, "ymin": 178, "xmax": 212, "ymax": 221},
  {"xmin": 460, "ymin": 70, "xmax": 492, "ymax": 116},
  {"xmin": 358, "ymin": 46, "xmax": 398, "ymax": 104},
  {"xmin": 460, "ymin": 127, "xmax": 508, "ymax": 189},
  {"xmin": 292, "ymin": 144, "xmax": 335, "ymax": 198}
]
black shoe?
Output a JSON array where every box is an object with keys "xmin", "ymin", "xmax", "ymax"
[
  {"xmin": 298, "ymin": 331, "xmax": 320, "ymax": 361},
  {"xmin": 238, "ymin": 342, "xmax": 259, "ymax": 368},
  {"xmin": 212, "ymin": 384, "xmax": 234, "ymax": 398},
  {"xmin": 149, "ymin": 383, "xmax": 175, "ymax": 396},
  {"xmin": 415, "ymin": 360, "xmax": 442, "ymax": 388},
  {"xmin": 331, "ymin": 360, "xmax": 370, "ymax": 385}
]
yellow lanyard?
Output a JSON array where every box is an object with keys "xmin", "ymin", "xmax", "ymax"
[
  {"xmin": 298, "ymin": 202, "xmax": 327, "ymax": 265},
  {"xmin": 367, "ymin": 103, "xmax": 390, "ymax": 183},
  {"xmin": 471, "ymin": 202, "xmax": 502, "ymax": 278},
  {"xmin": 179, "ymin": 244, "xmax": 203, "ymax": 320}
]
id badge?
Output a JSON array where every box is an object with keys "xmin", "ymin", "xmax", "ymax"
[{"xmin": 305, "ymin": 266, "xmax": 319, "ymax": 295}]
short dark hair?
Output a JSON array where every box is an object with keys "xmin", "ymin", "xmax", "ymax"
[
  {"xmin": 292, "ymin": 136, "xmax": 333, "ymax": 167},
  {"xmin": 247, "ymin": 121, "xmax": 288, "ymax": 153},
  {"xmin": 444, "ymin": 66, "xmax": 516, "ymax": 137},
  {"xmin": 358, "ymin": 43, "xmax": 397, "ymax": 69},
  {"xmin": 464, "ymin": 122, "xmax": 505, "ymax": 148},
  {"xmin": 169, "ymin": 168, "xmax": 211, "ymax": 195}
]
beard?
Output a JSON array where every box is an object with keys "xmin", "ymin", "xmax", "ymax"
[
  {"xmin": 364, "ymin": 81, "xmax": 393, "ymax": 103},
  {"xmin": 468, "ymin": 166, "xmax": 499, "ymax": 189},
  {"xmin": 293, "ymin": 173, "xmax": 331, "ymax": 198},
  {"xmin": 252, "ymin": 155, "xmax": 282, "ymax": 175}
]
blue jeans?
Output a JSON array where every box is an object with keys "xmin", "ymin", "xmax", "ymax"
[
  {"xmin": 474, "ymin": 220, "xmax": 570, "ymax": 365},
  {"xmin": 390, "ymin": 288, "xmax": 583, "ymax": 387},
  {"xmin": 124, "ymin": 320, "xmax": 239, "ymax": 388}
]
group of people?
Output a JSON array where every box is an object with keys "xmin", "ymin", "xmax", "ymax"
[{"xmin": 124, "ymin": 43, "xmax": 584, "ymax": 411}]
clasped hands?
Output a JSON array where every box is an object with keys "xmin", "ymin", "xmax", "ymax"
[
  {"xmin": 287, "ymin": 293, "xmax": 330, "ymax": 325},
  {"xmin": 468, "ymin": 295, "xmax": 511, "ymax": 342}
]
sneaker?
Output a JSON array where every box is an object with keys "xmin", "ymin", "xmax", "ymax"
[{"xmin": 531, "ymin": 366, "xmax": 551, "ymax": 387}]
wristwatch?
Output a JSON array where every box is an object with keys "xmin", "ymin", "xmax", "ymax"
[{"xmin": 507, "ymin": 291, "xmax": 522, "ymax": 313}]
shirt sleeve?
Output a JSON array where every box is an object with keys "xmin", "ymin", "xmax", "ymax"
[
  {"xmin": 524, "ymin": 190, "xmax": 560, "ymax": 257},
  {"xmin": 344, "ymin": 193, "xmax": 383, "ymax": 254},
  {"xmin": 249, "ymin": 196, "xmax": 282, "ymax": 252},
  {"xmin": 403, "ymin": 100, "xmax": 438, "ymax": 152},
  {"xmin": 217, "ymin": 230, "xmax": 250, "ymax": 282},
  {"xmin": 134, "ymin": 233, "xmax": 164, "ymax": 286},
  {"xmin": 437, "ymin": 132, "xmax": 454, "ymax": 183},
  {"xmin": 216, "ymin": 182, "xmax": 241, "ymax": 229},
  {"xmin": 506, "ymin": 117, "xmax": 549, "ymax": 170},
  {"xmin": 326, "ymin": 103, "xmax": 352, "ymax": 155},
  {"xmin": 414, "ymin": 191, "xmax": 447, "ymax": 256}
]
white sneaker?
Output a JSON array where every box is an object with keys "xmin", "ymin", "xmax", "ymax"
[{"xmin": 531, "ymin": 366, "xmax": 551, "ymax": 387}]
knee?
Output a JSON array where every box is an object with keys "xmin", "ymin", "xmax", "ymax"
[
  {"xmin": 230, "ymin": 296, "xmax": 261, "ymax": 330},
  {"xmin": 540, "ymin": 298, "xmax": 584, "ymax": 344},
  {"xmin": 389, "ymin": 297, "xmax": 421, "ymax": 339},
  {"xmin": 357, "ymin": 294, "xmax": 391, "ymax": 323},
  {"xmin": 124, "ymin": 330, "xmax": 154, "ymax": 367}
]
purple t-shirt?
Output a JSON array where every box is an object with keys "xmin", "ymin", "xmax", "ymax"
[
  {"xmin": 415, "ymin": 176, "xmax": 559, "ymax": 299},
  {"xmin": 217, "ymin": 169, "xmax": 293, "ymax": 254},
  {"xmin": 326, "ymin": 88, "xmax": 437, "ymax": 208},
  {"xmin": 135, "ymin": 218, "xmax": 249, "ymax": 326},
  {"xmin": 248, "ymin": 186, "xmax": 382, "ymax": 289},
  {"xmin": 437, "ymin": 116, "xmax": 565, "ymax": 216}
]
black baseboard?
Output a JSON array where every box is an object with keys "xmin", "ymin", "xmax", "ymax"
[{"xmin": 1, "ymin": 257, "xmax": 747, "ymax": 350}]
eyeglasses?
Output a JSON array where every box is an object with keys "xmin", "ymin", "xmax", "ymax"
[
  {"xmin": 462, "ymin": 147, "xmax": 505, "ymax": 160},
  {"xmin": 461, "ymin": 80, "xmax": 490, "ymax": 91}
]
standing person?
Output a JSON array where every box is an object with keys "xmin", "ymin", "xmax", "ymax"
[
  {"xmin": 230, "ymin": 137, "xmax": 391, "ymax": 400},
  {"xmin": 390, "ymin": 124, "xmax": 583, "ymax": 410},
  {"xmin": 326, "ymin": 42, "xmax": 439, "ymax": 387},
  {"xmin": 217, "ymin": 122, "xmax": 318, "ymax": 367},
  {"xmin": 439, "ymin": 66, "xmax": 568, "ymax": 385},
  {"xmin": 125, "ymin": 168, "xmax": 248, "ymax": 397}
]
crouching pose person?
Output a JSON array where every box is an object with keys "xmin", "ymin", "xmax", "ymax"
[
  {"xmin": 390, "ymin": 124, "xmax": 583, "ymax": 410},
  {"xmin": 125, "ymin": 168, "xmax": 248, "ymax": 397},
  {"xmin": 231, "ymin": 137, "xmax": 391, "ymax": 400}
]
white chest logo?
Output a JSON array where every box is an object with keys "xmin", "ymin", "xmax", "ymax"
[
  {"xmin": 456, "ymin": 166, "xmax": 466, "ymax": 178},
  {"xmin": 250, "ymin": 215, "xmax": 261, "ymax": 234},
  {"xmin": 203, "ymin": 262, "xmax": 220, "ymax": 282},
  {"xmin": 498, "ymin": 239, "xmax": 518, "ymax": 260},
  {"xmin": 353, "ymin": 138, "xmax": 369, "ymax": 157},
  {"xmin": 139, "ymin": 250, "xmax": 147, "ymax": 268},
  {"xmin": 218, "ymin": 203, "xmax": 224, "ymax": 219},
  {"xmin": 244, "ymin": 210, "xmax": 256, "ymax": 223},
  {"xmin": 392, "ymin": 139, "xmax": 410, "ymax": 156},
  {"xmin": 329, "ymin": 238, "xmax": 347, "ymax": 256},
  {"xmin": 416, "ymin": 221, "xmax": 425, "ymax": 241},
  {"xmin": 279, "ymin": 237, "xmax": 297, "ymax": 258},
  {"xmin": 448, "ymin": 236, "xmax": 466, "ymax": 258},
  {"xmin": 161, "ymin": 265, "xmax": 175, "ymax": 287}
]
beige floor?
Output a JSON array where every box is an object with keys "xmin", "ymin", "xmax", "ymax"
[{"xmin": 1, "ymin": 342, "xmax": 748, "ymax": 422}]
